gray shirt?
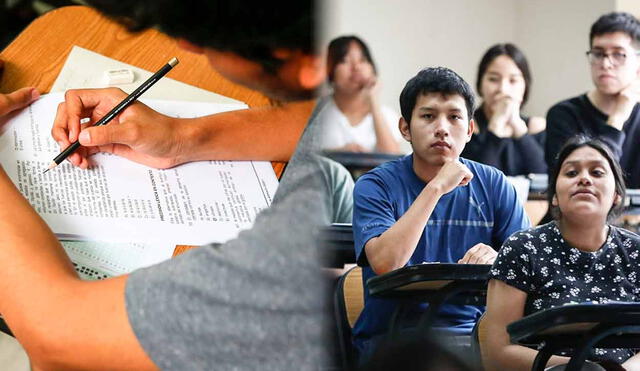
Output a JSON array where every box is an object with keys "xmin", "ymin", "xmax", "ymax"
[{"xmin": 125, "ymin": 98, "xmax": 352, "ymax": 370}]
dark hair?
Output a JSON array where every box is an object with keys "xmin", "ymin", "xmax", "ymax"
[
  {"xmin": 590, "ymin": 12, "xmax": 640, "ymax": 47},
  {"xmin": 399, "ymin": 67, "xmax": 475, "ymax": 124},
  {"xmin": 85, "ymin": 0, "xmax": 315, "ymax": 73},
  {"xmin": 547, "ymin": 135, "xmax": 626, "ymax": 221},
  {"xmin": 476, "ymin": 43, "xmax": 532, "ymax": 106},
  {"xmin": 326, "ymin": 35, "xmax": 377, "ymax": 83}
]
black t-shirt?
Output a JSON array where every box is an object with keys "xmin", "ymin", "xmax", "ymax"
[
  {"xmin": 461, "ymin": 107, "xmax": 547, "ymax": 176},
  {"xmin": 490, "ymin": 221, "xmax": 640, "ymax": 363},
  {"xmin": 545, "ymin": 94, "xmax": 640, "ymax": 188}
]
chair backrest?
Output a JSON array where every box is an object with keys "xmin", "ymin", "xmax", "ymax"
[
  {"xmin": 334, "ymin": 266, "xmax": 364, "ymax": 370},
  {"xmin": 471, "ymin": 312, "xmax": 489, "ymax": 371}
]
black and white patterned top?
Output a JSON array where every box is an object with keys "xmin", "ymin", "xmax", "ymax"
[{"xmin": 490, "ymin": 221, "xmax": 640, "ymax": 363}]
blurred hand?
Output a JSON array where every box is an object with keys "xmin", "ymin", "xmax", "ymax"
[
  {"xmin": 609, "ymin": 78, "xmax": 640, "ymax": 131},
  {"xmin": 427, "ymin": 159, "xmax": 473, "ymax": 196},
  {"xmin": 51, "ymin": 88, "xmax": 187, "ymax": 169},
  {"xmin": 0, "ymin": 87, "xmax": 39, "ymax": 117},
  {"xmin": 489, "ymin": 93, "xmax": 527, "ymax": 138},
  {"xmin": 359, "ymin": 75, "xmax": 379, "ymax": 101},
  {"xmin": 458, "ymin": 243, "xmax": 497, "ymax": 264}
]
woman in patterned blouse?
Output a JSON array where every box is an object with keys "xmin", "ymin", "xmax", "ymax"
[{"xmin": 483, "ymin": 136, "xmax": 640, "ymax": 370}]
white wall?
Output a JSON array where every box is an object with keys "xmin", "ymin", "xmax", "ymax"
[
  {"xmin": 515, "ymin": 0, "xmax": 615, "ymax": 116},
  {"xmin": 321, "ymin": 0, "xmax": 618, "ymax": 118}
]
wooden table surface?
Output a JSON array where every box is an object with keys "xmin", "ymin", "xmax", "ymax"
[
  {"xmin": 0, "ymin": 5, "xmax": 288, "ymax": 176},
  {"xmin": 1, "ymin": 5, "xmax": 299, "ymax": 254}
]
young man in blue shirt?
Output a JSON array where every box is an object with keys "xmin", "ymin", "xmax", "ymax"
[{"xmin": 352, "ymin": 67, "xmax": 531, "ymax": 359}]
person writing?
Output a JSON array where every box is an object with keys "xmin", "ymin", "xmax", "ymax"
[{"xmin": 0, "ymin": 0, "xmax": 353, "ymax": 369}]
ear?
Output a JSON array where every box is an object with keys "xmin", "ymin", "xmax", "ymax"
[
  {"xmin": 552, "ymin": 194, "xmax": 558, "ymax": 207},
  {"xmin": 399, "ymin": 117, "xmax": 411, "ymax": 142},
  {"xmin": 466, "ymin": 119, "xmax": 475, "ymax": 142},
  {"xmin": 614, "ymin": 193, "xmax": 623, "ymax": 206},
  {"xmin": 177, "ymin": 39, "xmax": 204, "ymax": 54}
]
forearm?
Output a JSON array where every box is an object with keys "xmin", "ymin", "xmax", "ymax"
[
  {"xmin": 607, "ymin": 111, "xmax": 628, "ymax": 131},
  {"xmin": 0, "ymin": 166, "xmax": 77, "ymax": 313},
  {"xmin": 183, "ymin": 100, "xmax": 314, "ymax": 162},
  {"xmin": 623, "ymin": 352, "xmax": 640, "ymax": 370},
  {"xmin": 0, "ymin": 167, "xmax": 80, "ymax": 356},
  {"xmin": 366, "ymin": 184, "xmax": 441, "ymax": 274},
  {"xmin": 370, "ymin": 101, "xmax": 399, "ymax": 154},
  {"xmin": 0, "ymin": 168, "xmax": 155, "ymax": 369},
  {"xmin": 487, "ymin": 343, "xmax": 569, "ymax": 371}
]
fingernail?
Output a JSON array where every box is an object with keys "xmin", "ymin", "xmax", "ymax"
[
  {"xmin": 31, "ymin": 89, "xmax": 40, "ymax": 101},
  {"xmin": 58, "ymin": 141, "xmax": 64, "ymax": 149},
  {"xmin": 79, "ymin": 131, "xmax": 90, "ymax": 144}
]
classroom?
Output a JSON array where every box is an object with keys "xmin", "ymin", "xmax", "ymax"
[{"xmin": 1, "ymin": 0, "xmax": 640, "ymax": 370}]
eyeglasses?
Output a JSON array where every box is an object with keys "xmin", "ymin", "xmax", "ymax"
[{"xmin": 586, "ymin": 50, "xmax": 640, "ymax": 66}]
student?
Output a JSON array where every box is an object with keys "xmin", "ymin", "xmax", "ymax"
[
  {"xmin": 318, "ymin": 35, "xmax": 401, "ymax": 154},
  {"xmin": 485, "ymin": 136, "xmax": 640, "ymax": 370},
  {"xmin": 546, "ymin": 12, "xmax": 640, "ymax": 188},
  {"xmin": 461, "ymin": 43, "xmax": 546, "ymax": 176},
  {"xmin": 0, "ymin": 0, "xmax": 351, "ymax": 369},
  {"xmin": 352, "ymin": 67, "xmax": 530, "ymax": 361}
]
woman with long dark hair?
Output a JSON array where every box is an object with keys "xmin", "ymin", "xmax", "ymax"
[
  {"xmin": 462, "ymin": 43, "xmax": 546, "ymax": 175},
  {"xmin": 484, "ymin": 136, "xmax": 640, "ymax": 369},
  {"xmin": 319, "ymin": 35, "xmax": 401, "ymax": 153}
]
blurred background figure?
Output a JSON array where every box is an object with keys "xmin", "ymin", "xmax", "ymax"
[
  {"xmin": 461, "ymin": 43, "xmax": 547, "ymax": 176},
  {"xmin": 319, "ymin": 35, "xmax": 403, "ymax": 154}
]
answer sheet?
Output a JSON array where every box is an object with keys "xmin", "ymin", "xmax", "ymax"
[{"xmin": 0, "ymin": 93, "xmax": 279, "ymax": 246}]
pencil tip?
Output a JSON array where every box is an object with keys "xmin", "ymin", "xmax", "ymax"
[
  {"xmin": 44, "ymin": 162, "xmax": 57, "ymax": 173},
  {"xmin": 43, "ymin": 168, "xmax": 49, "ymax": 174}
]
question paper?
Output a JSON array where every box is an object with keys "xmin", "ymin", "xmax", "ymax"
[{"xmin": 0, "ymin": 93, "xmax": 279, "ymax": 246}]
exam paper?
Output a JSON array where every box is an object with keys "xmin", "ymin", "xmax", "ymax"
[
  {"xmin": 61, "ymin": 239, "xmax": 175, "ymax": 280},
  {"xmin": 0, "ymin": 93, "xmax": 279, "ymax": 246}
]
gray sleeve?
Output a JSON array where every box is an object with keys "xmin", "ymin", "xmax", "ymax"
[{"xmin": 125, "ymin": 102, "xmax": 336, "ymax": 370}]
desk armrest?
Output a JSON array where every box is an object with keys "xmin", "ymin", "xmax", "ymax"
[
  {"xmin": 367, "ymin": 263, "xmax": 491, "ymax": 298},
  {"xmin": 508, "ymin": 302, "xmax": 640, "ymax": 344}
]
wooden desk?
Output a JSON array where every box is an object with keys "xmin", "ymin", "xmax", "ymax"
[{"xmin": 0, "ymin": 5, "xmax": 288, "ymax": 176}]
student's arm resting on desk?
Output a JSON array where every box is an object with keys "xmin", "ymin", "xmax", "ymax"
[
  {"xmin": 484, "ymin": 279, "xmax": 570, "ymax": 371},
  {"xmin": 355, "ymin": 160, "xmax": 473, "ymax": 275},
  {"xmin": 51, "ymin": 88, "xmax": 311, "ymax": 169},
  {"xmin": 0, "ymin": 166, "xmax": 157, "ymax": 370}
]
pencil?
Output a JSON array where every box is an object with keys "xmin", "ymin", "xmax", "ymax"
[{"xmin": 44, "ymin": 57, "xmax": 179, "ymax": 173}]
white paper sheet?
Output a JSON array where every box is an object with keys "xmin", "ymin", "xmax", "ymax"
[
  {"xmin": 61, "ymin": 239, "xmax": 176, "ymax": 279},
  {"xmin": 0, "ymin": 93, "xmax": 279, "ymax": 247},
  {"xmin": 51, "ymin": 46, "xmax": 245, "ymax": 105}
]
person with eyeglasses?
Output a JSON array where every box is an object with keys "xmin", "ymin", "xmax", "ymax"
[{"xmin": 545, "ymin": 12, "xmax": 640, "ymax": 188}]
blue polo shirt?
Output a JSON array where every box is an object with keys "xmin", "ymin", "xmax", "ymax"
[{"xmin": 352, "ymin": 155, "xmax": 530, "ymax": 354}]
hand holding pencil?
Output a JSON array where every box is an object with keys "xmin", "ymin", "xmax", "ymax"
[{"xmin": 49, "ymin": 58, "xmax": 180, "ymax": 171}]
